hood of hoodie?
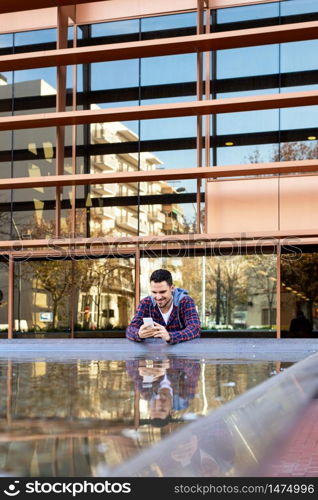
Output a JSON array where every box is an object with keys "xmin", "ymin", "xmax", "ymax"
[{"xmin": 150, "ymin": 287, "xmax": 188, "ymax": 308}]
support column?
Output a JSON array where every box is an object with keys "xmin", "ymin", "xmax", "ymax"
[
  {"xmin": 56, "ymin": 6, "xmax": 74, "ymax": 237},
  {"xmin": 70, "ymin": 23, "xmax": 77, "ymax": 339},
  {"xmin": 196, "ymin": 0, "xmax": 204, "ymax": 234},
  {"xmin": 8, "ymin": 256, "xmax": 14, "ymax": 339},
  {"xmin": 276, "ymin": 242, "xmax": 281, "ymax": 339},
  {"xmin": 135, "ymin": 247, "xmax": 140, "ymax": 311}
]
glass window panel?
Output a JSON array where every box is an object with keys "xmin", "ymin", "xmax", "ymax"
[
  {"xmin": 14, "ymin": 29, "xmax": 56, "ymax": 47},
  {"xmin": 281, "ymin": 105, "xmax": 318, "ymax": 131},
  {"xmin": 13, "ymin": 67, "xmax": 57, "ymax": 94},
  {"xmin": 19, "ymin": 260, "xmax": 72, "ymax": 334},
  {"xmin": 66, "ymin": 64, "xmax": 76, "ymax": 94},
  {"xmin": 67, "ymin": 26, "xmax": 74, "ymax": 42},
  {"xmin": 281, "ymin": 251, "xmax": 317, "ymax": 337},
  {"xmin": 0, "ymin": 33, "xmax": 13, "ymax": 56},
  {"xmin": 91, "ymin": 60, "xmax": 139, "ymax": 91},
  {"xmin": 12, "ymin": 204, "xmax": 56, "ymax": 240},
  {"xmin": 217, "ymin": 88, "xmax": 279, "ymax": 100},
  {"xmin": 217, "ymin": 143, "xmax": 278, "ymax": 166},
  {"xmin": 0, "ymin": 193, "xmax": 10, "ymax": 240},
  {"xmin": 74, "ymin": 257, "xmax": 135, "ymax": 334},
  {"xmin": 217, "ymin": 45, "xmax": 279, "ymax": 79},
  {"xmin": 281, "ymin": 40, "xmax": 318, "ymax": 73},
  {"xmin": 148, "ymin": 149, "xmax": 196, "ymax": 171},
  {"xmin": 91, "ymin": 19, "xmax": 139, "ymax": 38},
  {"xmin": 0, "ymin": 130, "xmax": 12, "ymax": 178},
  {"xmin": 203, "ymin": 255, "xmax": 277, "ymax": 331},
  {"xmin": 0, "ymin": 262, "xmax": 8, "ymax": 336},
  {"xmin": 283, "ymin": 84, "xmax": 318, "ymax": 93},
  {"xmin": 144, "ymin": 200, "xmax": 196, "ymax": 236},
  {"xmin": 76, "ymin": 64, "xmax": 83, "ymax": 94},
  {"xmin": 141, "ymin": 116, "xmax": 196, "ymax": 140},
  {"xmin": 12, "ymin": 69, "xmax": 56, "ymax": 114},
  {"xmin": 142, "ymin": 93, "xmax": 196, "ymax": 106},
  {"xmin": 278, "ymin": 139, "xmax": 318, "ymax": 162},
  {"xmin": 61, "ymin": 204, "xmax": 87, "ymax": 239},
  {"xmin": 217, "ymin": 109, "xmax": 279, "ymax": 136},
  {"xmin": 96, "ymin": 100, "xmax": 139, "ymax": 109},
  {"xmin": 0, "ymin": 73, "xmax": 12, "ymax": 117},
  {"xmin": 281, "ymin": 0, "xmax": 318, "ymax": 16},
  {"xmin": 142, "ymin": 54, "xmax": 196, "ymax": 86},
  {"xmin": 140, "ymin": 254, "xmax": 277, "ymax": 333},
  {"xmin": 217, "ymin": 3, "xmax": 279, "ymax": 23},
  {"xmin": 13, "ymin": 127, "xmax": 56, "ymax": 178},
  {"xmin": 141, "ymin": 12, "xmax": 196, "ymax": 32}
]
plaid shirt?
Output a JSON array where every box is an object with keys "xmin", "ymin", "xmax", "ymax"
[
  {"xmin": 126, "ymin": 359, "xmax": 201, "ymax": 398},
  {"xmin": 126, "ymin": 295, "xmax": 201, "ymax": 345}
]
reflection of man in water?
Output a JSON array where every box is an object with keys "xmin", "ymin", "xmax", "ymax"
[
  {"xmin": 126, "ymin": 358, "xmax": 200, "ymax": 427},
  {"xmin": 152, "ymin": 421, "xmax": 235, "ymax": 477},
  {"xmin": 289, "ymin": 311, "xmax": 312, "ymax": 338}
]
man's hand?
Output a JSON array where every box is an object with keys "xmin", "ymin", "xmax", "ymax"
[
  {"xmin": 138, "ymin": 323, "xmax": 156, "ymax": 339},
  {"xmin": 153, "ymin": 322, "xmax": 170, "ymax": 342}
]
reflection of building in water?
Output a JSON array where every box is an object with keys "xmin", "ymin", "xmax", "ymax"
[
  {"xmin": 0, "ymin": 77, "xmax": 185, "ymax": 332},
  {"xmin": 0, "ymin": 359, "xmax": 279, "ymax": 476}
]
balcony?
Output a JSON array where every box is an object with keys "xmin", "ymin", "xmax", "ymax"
[
  {"xmin": 139, "ymin": 220, "xmax": 149, "ymax": 234},
  {"xmin": 92, "ymin": 157, "xmax": 117, "ymax": 172},
  {"xmin": 148, "ymin": 209, "xmax": 166, "ymax": 223},
  {"xmin": 117, "ymin": 215, "xmax": 139, "ymax": 232},
  {"xmin": 91, "ymin": 184, "xmax": 116, "ymax": 196},
  {"xmin": 163, "ymin": 219, "xmax": 182, "ymax": 232},
  {"xmin": 162, "ymin": 204, "xmax": 173, "ymax": 213}
]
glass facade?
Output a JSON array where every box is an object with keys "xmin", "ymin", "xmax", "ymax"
[{"xmin": 0, "ymin": 0, "xmax": 317, "ymax": 337}]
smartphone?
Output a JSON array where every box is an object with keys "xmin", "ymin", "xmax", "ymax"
[{"xmin": 143, "ymin": 317, "xmax": 154, "ymax": 327}]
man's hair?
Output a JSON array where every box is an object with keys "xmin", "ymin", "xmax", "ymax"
[
  {"xmin": 150, "ymin": 415, "xmax": 172, "ymax": 428},
  {"xmin": 150, "ymin": 269, "xmax": 173, "ymax": 286}
]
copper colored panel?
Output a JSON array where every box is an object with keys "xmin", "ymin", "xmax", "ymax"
[
  {"xmin": 206, "ymin": 177, "xmax": 279, "ymax": 233},
  {"xmin": 76, "ymin": 0, "xmax": 195, "ymax": 24},
  {"xmin": 0, "ymin": 0, "xmax": 108, "ymax": 15},
  {"xmin": 0, "ymin": 9, "xmax": 58, "ymax": 34},
  {"xmin": 0, "ymin": 0, "xmax": 276, "ymax": 20},
  {"xmin": 280, "ymin": 175, "xmax": 318, "ymax": 232},
  {"xmin": 76, "ymin": 0, "xmax": 279, "ymax": 24}
]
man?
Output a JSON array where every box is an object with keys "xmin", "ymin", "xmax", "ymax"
[
  {"xmin": 126, "ymin": 268, "xmax": 200, "ymax": 344},
  {"xmin": 289, "ymin": 310, "xmax": 312, "ymax": 338},
  {"xmin": 125, "ymin": 358, "xmax": 201, "ymax": 427}
]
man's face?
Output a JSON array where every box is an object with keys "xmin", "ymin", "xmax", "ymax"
[
  {"xmin": 150, "ymin": 388, "xmax": 172, "ymax": 420},
  {"xmin": 150, "ymin": 280, "xmax": 174, "ymax": 310}
]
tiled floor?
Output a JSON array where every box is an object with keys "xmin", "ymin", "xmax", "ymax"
[{"xmin": 262, "ymin": 400, "xmax": 318, "ymax": 477}]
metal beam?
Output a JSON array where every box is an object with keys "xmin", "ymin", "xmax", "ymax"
[
  {"xmin": 0, "ymin": 21, "xmax": 317, "ymax": 72},
  {"xmin": 0, "ymin": 229, "xmax": 317, "ymax": 253},
  {"xmin": 0, "ymin": 90, "xmax": 318, "ymax": 131},
  {"xmin": 1, "ymin": 159, "xmax": 318, "ymax": 190}
]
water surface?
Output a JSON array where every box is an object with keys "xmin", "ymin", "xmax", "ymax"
[{"xmin": 0, "ymin": 357, "xmax": 291, "ymax": 476}]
